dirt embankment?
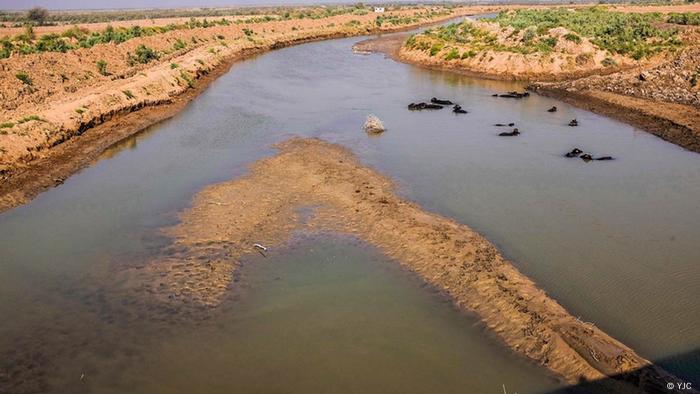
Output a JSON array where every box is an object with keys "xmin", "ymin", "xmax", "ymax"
[
  {"xmin": 397, "ymin": 20, "xmax": 645, "ymax": 82},
  {"xmin": 134, "ymin": 137, "xmax": 689, "ymax": 392},
  {"xmin": 0, "ymin": 6, "xmax": 474, "ymax": 213}
]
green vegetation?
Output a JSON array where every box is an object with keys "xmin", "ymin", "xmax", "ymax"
[
  {"xmin": 172, "ymin": 38, "xmax": 186, "ymax": 50},
  {"xmin": 179, "ymin": 70, "xmax": 194, "ymax": 88},
  {"xmin": 15, "ymin": 71, "xmax": 32, "ymax": 85},
  {"xmin": 564, "ymin": 33, "xmax": 581, "ymax": 43},
  {"xmin": 0, "ymin": 19, "xmax": 229, "ymax": 59},
  {"xmin": 429, "ymin": 43, "xmax": 443, "ymax": 57},
  {"xmin": 667, "ymin": 12, "xmax": 700, "ymax": 25},
  {"xmin": 170, "ymin": 63, "xmax": 179, "ymax": 69},
  {"xmin": 17, "ymin": 115, "xmax": 44, "ymax": 123},
  {"xmin": 406, "ymin": 7, "xmax": 683, "ymax": 61},
  {"xmin": 122, "ymin": 90, "xmax": 135, "ymax": 99},
  {"xmin": 26, "ymin": 7, "xmax": 49, "ymax": 25},
  {"xmin": 96, "ymin": 59, "xmax": 109, "ymax": 76},
  {"xmin": 128, "ymin": 44, "xmax": 159, "ymax": 65},
  {"xmin": 0, "ymin": 122, "xmax": 14, "ymax": 129},
  {"xmin": 444, "ymin": 47, "xmax": 459, "ymax": 60},
  {"xmin": 461, "ymin": 49, "xmax": 477, "ymax": 59},
  {"xmin": 493, "ymin": 7, "xmax": 681, "ymax": 59}
]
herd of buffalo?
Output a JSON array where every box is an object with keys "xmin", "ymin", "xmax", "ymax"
[{"xmin": 406, "ymin": 92, "xmax": 615, "ymax": 162}]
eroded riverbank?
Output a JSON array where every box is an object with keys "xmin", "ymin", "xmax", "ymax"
[{"xmin": 139, "ymin": 137, "xmax": 687, "ymax": 391}]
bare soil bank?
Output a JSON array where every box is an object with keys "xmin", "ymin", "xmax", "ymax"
[
  {"xmin": 0, "ymin": 7, "xmax": 475, "ymax": 214},
  {"xmin": 141, "ymin": 137, "xmax": 688, "ymax": 392}
]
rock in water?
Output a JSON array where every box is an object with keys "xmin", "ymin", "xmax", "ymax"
[{"xmin": 363, "ymin": 115, "xmax": 385, "ymax": 134}]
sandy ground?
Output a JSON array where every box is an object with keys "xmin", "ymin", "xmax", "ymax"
[{"xmin": 132, "ymin": 137, "xmax": 688, "ymax": 392}]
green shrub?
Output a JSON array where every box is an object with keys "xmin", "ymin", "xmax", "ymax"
[
  {"xmin": 461, "ymin": 50, "xmax": 477, "ymax": 59},
  {"xmin": 444, "ymin": 47, "xmax": 459, "ymax": 60},
  {"xmin": 129, "ymin": 44, "xmax": 159, "ymax": 65},
  {"xmin": 96, "ymin": 59, "xmax": 109, "ymax": 76},
  {"xmin": 122, "ymin": 89, "xmax": 135, "ymax": 99},
  {"xmin": 173, "ymin": 38, "xmax": 186, "ymax": 50},
  {"xmin": 179, "ymin": 70, "xmax": 194, "ymax": 88},
  {"xmin": 170, "ymin": 63, "xmax": 179, "ymax": 69},
  {"xmin": 15, "ymin": 71, "xmax": 32, "ymax": 85},
  {"xmin": 667, "ymin": 12, "xmax": 700, "ymax": 25},
  {"xmin": 429, "ymin": 43, "xmax": 443, "ymax": 56},
  {"xmin": 0, "ymin": 122, "xmax": 14, "ymax": 129},
  {"xmin": 18, "ymin": 115, "xmax": 43, "ymax": 123},
  {"xmin": 564, "ymin": 33, "xmax": 581, "ymax": 43}
]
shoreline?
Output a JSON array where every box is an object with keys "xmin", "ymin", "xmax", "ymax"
[
  {"xmin": 138, "ymin": 137, "xmax": 689, "ymax": 392},
  {"xmin": 0, "ymin": 10, "xmax": 480, "ymax": 215}
]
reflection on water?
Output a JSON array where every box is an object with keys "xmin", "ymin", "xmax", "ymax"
[{"xmin": 0, "ymin": 29, "xmax": 699, "ymax": 392}]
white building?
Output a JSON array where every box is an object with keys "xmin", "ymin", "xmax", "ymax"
[{"xmin": 374, "ymin": 7, "xmax": 385, "ymax": 13}]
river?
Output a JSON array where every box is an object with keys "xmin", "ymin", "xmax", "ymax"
[{"xmin": 0, "ymin": 27, "xmax": 698, "ymax": 393}]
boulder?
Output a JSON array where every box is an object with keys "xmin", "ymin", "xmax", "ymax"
[{"xmin": 363, "ymin": 115, "xmax": 385, "ymax": 134}]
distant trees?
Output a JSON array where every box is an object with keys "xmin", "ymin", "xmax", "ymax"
[{"xmin": 27, "ymin": 7, "xmax": 49, "ymax": 25}]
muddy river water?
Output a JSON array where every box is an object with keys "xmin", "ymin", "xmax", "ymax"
[{"xmin": 0, "ymin": 26, "xmax": 699, "ymax": 393}]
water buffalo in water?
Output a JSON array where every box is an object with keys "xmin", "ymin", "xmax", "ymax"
[
  {"xmin": 408, "ymin": 102, "xmax": 444, "ymax": 110},
  {"xmin": 566, "ymin": 148, "xmax": 614, "ymax": 161},
  {"xmin": 493, "ymin": 123, "xmax": 515, "ymax": 127},
  {"xmin": 497, "ymin": 91, "xmax": 530, "ymax": 99},
  {"xmin": 498, "ymin": 128, "xmax": 520, "ymax": 137},
  {"xmin": 565, "ymin": 148, "xmax": 583, "ymax": 157},
  {"xmin": 580, "ymin": 154, "xmax": 614, "ymax": 162},
  {"xmin": 453, "ymin": 105, "xmax": 467, "ymax": 114},
  {"xmin": 431, "ymin": 97, "xmax": 454, "ymax": 105},
  {"xmin": 547, "ymin": 106, "xmax": 557, "ymax": 112},
  {"xmin": 568, "ymin": 119, "xmax": 579, "ymax": 127}
]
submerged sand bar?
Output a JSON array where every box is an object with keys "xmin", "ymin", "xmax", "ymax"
[{"xmin": 150, "ymin": 137, "xmax": 683, "ymax": 391}]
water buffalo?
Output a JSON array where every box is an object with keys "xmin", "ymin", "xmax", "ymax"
[
  {"xmin": 498, "ymin": 128, "xmax": 520, "ymax": 137},
  {"xmin": 431, "ymin": 97, "xmax": 454, "ymax": 105}
]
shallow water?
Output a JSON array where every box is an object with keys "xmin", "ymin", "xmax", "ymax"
[
  {"xmin": 0, "ymin": 27, "xmax": 699, "ymax": 392},
  {"xmin": 83, "ymin": 234, "xmax": 558, "ymax": 394}
]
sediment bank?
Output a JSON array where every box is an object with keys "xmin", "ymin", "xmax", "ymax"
[{"xmin": 141, "ymin": 137, "xmax": 688, "ymax": 392}]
